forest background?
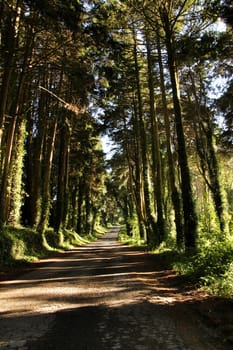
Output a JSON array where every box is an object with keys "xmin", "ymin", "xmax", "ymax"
[{"xmin": 0, "ymin": 0, "xmax": 232, "ymax": 297}]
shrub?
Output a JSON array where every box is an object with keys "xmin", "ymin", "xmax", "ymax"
[{"xmin": 173, "ymin": 238, "xmax": 233, "ymax": 297}]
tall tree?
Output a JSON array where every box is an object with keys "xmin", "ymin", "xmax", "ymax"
[
  {"xmin": 159, "ymin": 4, "xmax": 197, "ymax": 249},
  {"xmin": 156, "ymin": 28, "xmax": 184, "ymax": 246},
  {"xmin": 145, "ymin": 28, "xmax": 166, "ymax": 243}
]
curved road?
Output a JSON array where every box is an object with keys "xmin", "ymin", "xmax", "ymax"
[{"xmin": 0, "ymin": 227, "xmax": 227, "ymax": 349}]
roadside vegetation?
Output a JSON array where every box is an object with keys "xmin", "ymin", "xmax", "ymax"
[
  {"xmin": 0, "ymin": 225, "xmax": 107, "ymax": 267},
  {"xmin": 119, "ymin": 225, "xmax": 233, "ymax": 298}
]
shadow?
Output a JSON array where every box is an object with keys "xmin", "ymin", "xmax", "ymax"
[
  {"xmin": 0, "ymin": 229, "xmax": 232, "ymax": 349},
  {"xmin": 1, "ymin": 299, "xmax": 230, "ymax": 350}
]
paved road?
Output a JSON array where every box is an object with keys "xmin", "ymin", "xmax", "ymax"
[{"xmin": 0, "ymin": 227, "xmax": 226, "ymax": 349}]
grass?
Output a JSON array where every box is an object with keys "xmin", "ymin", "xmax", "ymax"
[{"xmin": 0, "ymin": 225, "xmax": 107, "ymax": 267}]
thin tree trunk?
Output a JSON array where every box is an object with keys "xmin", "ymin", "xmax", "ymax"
[
  {"xmin": 29, "ymin": 98, "xmax": 46, "ymax": 227},
  {"xmin": 156, "ymin": 29, "xmax": 184, "ymax": 247},
  {"xmin": 133, "ymin": 29, "xmax": 156, "ymax": 244},
  {"xmin": 130, "ymin": 97, "xmax": 146, "ymax": 240},
  {"xmin": 76, "ymin": 179, "xmax": 84, "ymax": 234},
  {"xmin": 145, "ymin": 30, "xmax": 166, "ymax": 243},
  {"xmin": 38, "ymin": 117, "xmax": 57, "ymax": 234},
  {"xmin": 85, "ymin": 188, "xmax": 91, "ymax": 234},
  {"xmin": 122, "ymin": 116, "xmax": 137, "ymax": 237},
  {"xmin": 55, "ymin": 117, "xmax": 70, "ymax": 235},
  {"xmin": 70, "ymin": 183, "xmax": 78, "ymax": 231}
]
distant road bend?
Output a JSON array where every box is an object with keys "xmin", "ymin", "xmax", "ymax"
[{"xmin": 0, "ymin": 226, "xmax": 228, "ymax": 350}]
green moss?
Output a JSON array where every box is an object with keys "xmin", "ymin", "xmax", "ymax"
[{"xmin": 0, "ymin": 225, "xmax": 106, "ymax": 267}]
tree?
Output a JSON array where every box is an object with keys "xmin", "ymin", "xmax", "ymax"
[
  {"xmin": 133, "ymin": 0, "xmax": 199, "ymax": 249},
  {"xmin": 145, "ymin": 28, "xmax": 166, "ymax": 243},
  {"xmin": 0, "ymin": 0, "xmax": 35, "ymax": 228},
  {"xmin": 185, "ymin": 69, "xmax": 228, "ymax": 234},
  {"xmin": 156, "ymin": 29, "xmax": 184, "ymax": 246}
]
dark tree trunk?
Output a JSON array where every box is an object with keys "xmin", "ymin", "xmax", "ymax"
[
  {"xmin": 0, "ymin": 52, "xmax": 28, "ymax": 228},
  {"xmin": 38, "ymin": 117, "xmax": 57, "ymax": 234},
  {"xmin": 145, "ymin": 30, "xmax": 166, "ymax": 243},
  {"xmin": 131, "ymin": 96, "xmax": 146, "ymax": 240},
  {"xmin": 133, "ymin": 29, "xmax": 156, "ymax": 244},
  {"xmin": 156, "ymin": 29, "xmax": 184, "ymax": 247},
  {"xmin": 55, "ymin": 118, "xmax": 70, "ymax": 235},
  {"xmin": 161, "ymin": 9, "xmax": 197, "ymax": 250},
  {"xmin": 77, "ymin": 179, "xmax": 84, "ymax": 235},
  {"xmin": 0, "ymin": 2, "xmax": 19, "ymax": 150}
]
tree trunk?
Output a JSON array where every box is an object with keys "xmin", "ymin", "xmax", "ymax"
[
  {"xmin": 0, "ymin": 35, "xmax": 29, "ymax": 228},
  {"xmin": 156, "ymin": 29, "xmax": 184, "ymax": 247},
  {"xmin": 0, "ymin": 115, "xmax": 18, "ymax": 227},
  {"xmin": 6, "ymin": 119, "xmax": 26, "ymax": 225},
  {"xmin": 29, "ymin": 97, "xmax": 46, "ymax": 227},
  {"xmin": 38, "ymin": 117, "xmax": 57, "ymax": 234},
  {"xmin": 77, "ymin": 179, "xmax": 84, "ymax": 234},
  {"xmin": 133, "ymin": 29, "xmax": 156, "ymax": 244},
  {"xmin": 85, "ymin": 188, "xmax": 91, "ymax": 234},
  {"xmin": 55, "ymin": 118, "xmax": 70, "ymax": 234},
  {"xmin": 130, "ymin": 97, "xmax": 146, "ymax": 240},
  {"xmin": 0, "ymin": 2, "xmax": 21, "ymax": 151},
  {"xmin": 162, "ymin": 9, "xmax": 197, "ymax": 249},
  {"xmin": 145, "ymin": 30, "xmax": 166, "ymax": 243}
]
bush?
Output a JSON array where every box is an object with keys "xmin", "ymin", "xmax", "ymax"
[
  {"xmin": 173, "ymin": 238, "xmax": 233, "ymax": 297},
  {"xmin": 201, "ymin": 262, "xmax": 233, "ymax": 298}
]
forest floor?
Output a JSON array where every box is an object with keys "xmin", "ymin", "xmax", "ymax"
[{"xmin": 0, "ymin": 227, "xmax": 232, "ymax": 350}]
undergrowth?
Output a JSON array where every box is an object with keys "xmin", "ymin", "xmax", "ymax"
[
  {"xmin": 173, "ymin": 238, "xmax": 233, "ymax": 298},
  {"xmin": 0, "ymin": 225, "xmax": 106, "ymax": 267},
  {"xmin": 119, "ymin": 224, "xmax": 233, "ymax": 298},
  {"xmin": 118, "ymin": 225, "xmax": 145, "ymax": 247}
]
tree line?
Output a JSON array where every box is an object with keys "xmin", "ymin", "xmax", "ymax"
[{"xmin": 0, "ymin": 0, "xmax": 232, "ymax": 260}]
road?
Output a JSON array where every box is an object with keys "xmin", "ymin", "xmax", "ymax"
[{"xmin": 0, "ymin": 227, "xmax": 230, "ymax": 349}]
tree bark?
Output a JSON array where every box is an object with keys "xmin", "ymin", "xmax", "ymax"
[
  {"xmin": 145, "ymin": 29, "xmax": 166, "ymax": 243},
  {"xmin": 133, "ymin": 29, "xmax": 157, "ymax": 244},
  {"xmin": 38, "ymin": 117, "xmax": 57, "ymax": 234},
  {"xmin": 0, "ymin": 29, "xmax": 30, "ymax": 228},
  {"xmin": 161, "ymin": 9, "xmax": 197, "ymax": 249},
  {"xmin": 55, "ymin": 117, "xmax": 70, "ymax": 235},
  {"xmin": 6, "ymin": 119, "xmax": 26, "ymax": 225},
  {"xmin": 156, "ymin": 29, "xmax": 184, "ymax": 247},
  {"xmin": 131, "ymin": 96, "xmax": 147, "ymax": 240},
  {"xmin": 0, "ymin": 2, "xmax": 21, "ymax": 151}
]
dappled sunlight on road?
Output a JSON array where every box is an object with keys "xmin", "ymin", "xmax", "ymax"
[
  {"xmin": 0, "ymin": 228, "xmax": 202, "ymax": 319},
  {"xmin": 1, "ymin": 227, "xmax": 227, "ymax": 350}
]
